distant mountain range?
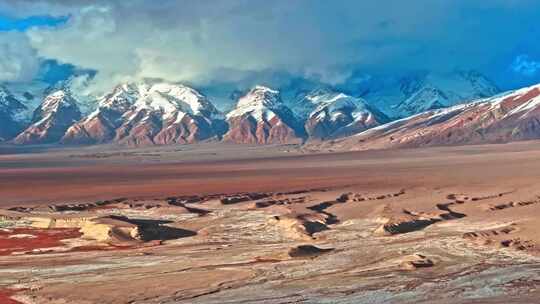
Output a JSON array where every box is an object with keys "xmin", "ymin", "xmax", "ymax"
[
  {"xmin": 359, "ymin": 70, "xmax": 500, "ymax": 119},
  {"xmin": 0, "ymin": 86, "xmax": 27, "ymax": 141},
  {"xmin": 6, "ymin": 70, "xmax": 540, "ymax": 150},
  {"xmin": 318, "ymin": 83, "xmax": 540, "ymax": 151}
]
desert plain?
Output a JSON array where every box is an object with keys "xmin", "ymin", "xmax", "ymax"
[{"xmin": 2, "ymin": 142, "xmax": 540, "ymax": 303}]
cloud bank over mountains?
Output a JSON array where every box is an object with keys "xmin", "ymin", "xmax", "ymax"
[
  {"xmin": 1, "ymin": 0, "xmax": 540, "ymax": 93},
  {"xmin": 0, "ymin": 32, "xmax": 39, "ymax": 82}
]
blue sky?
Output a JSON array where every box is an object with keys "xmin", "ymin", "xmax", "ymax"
[
  {"xmin": 0, "ymin": 14, "xmax": 67, "ymax": 31},
  {"xmin": 0, "ymin": 13, "xmax": 74, "ymax": 84},
  {"xmin": 1, "ymin": 1, "xmax": 540, "ymax": 92}
]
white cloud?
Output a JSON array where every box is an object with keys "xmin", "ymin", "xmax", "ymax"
[
  {"xmin": 3, "ymin": 0, "xmax": 540, "ymax": 92},
  {"xmin": 0, "ymin": 32, "xmax": 39, "ymax": 82}
]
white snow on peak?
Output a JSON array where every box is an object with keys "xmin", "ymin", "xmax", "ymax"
[
  {"xmin": 41, "ymin": 90, "xmax": 74, "ymax": 111},
  {"xmin": 0, "ymin": 86, "xmax": 31, "ymax": 123},
  {"xmin": 236, "ymin": 86, "xmax": 280, "ymax": 108},
  {"xmin": 227, "ymin": 86, "xmax": 283, "ymax": 121},
  {"xmin": 354, "ymin": 82, "xmax": 540, "ymax": 139},
  {"xmin": 296, "ymin": 89, "xmax": 373, "ymax": 123},
  {"xmin": 97, "ymin": 83, "xmax": 139, "ymax": 110},
  {"xmin": 313, "ymin": 93, "xmax": 368, "ymax": 113},
  {"xmin": 91, "ymin": 81, "xmax": 221, "ymax": 123},
  {"xmin": 488, "ymin": 84, "xmax": 540, "ymax": 117},
  {"xmin": 30, "ymin": 90, "xmax": 76, "ymax": 127},
  {"xmin": 134, "ymin": 82, "xmax": 214, "ymax": 118},
  {"xmin": 0, "ymin": 86, "xmax": 9, "ymax": 100},
  {"xmin": 253, "ymin": 85, "xmax": 279, "ymax": 94},
  {"xmin": 365, "ymin": 71, "xmax": 499, "ymax": 118},
  {"xmin": 42, "ymin": 90, "xmax": 68, "ymax": 107}
]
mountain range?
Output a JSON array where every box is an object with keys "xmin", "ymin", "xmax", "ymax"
[
  {"xmin": 321, "ymin": 83, "xmax": 540, "ymax": 151},
  {"xmin": 61, "ymin": 82, "xmax": 226, "ymax": 146},
  {"xmin": 5, "ymin": 70, "xmax": 540, "ymax": 150},
  {"xmin": 359, "ymin": 70, "xmax": 500, "ymax": 119}
]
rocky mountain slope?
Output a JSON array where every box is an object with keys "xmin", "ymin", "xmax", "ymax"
[
  {"xmin": 2, "ymin": 81, "xmax": 50, "ymax": 123},
  {"xmin": 0, "ymin": 86, "xmax": 27, "ymax": 141},
  {"xmin": 363, "ymin": 70, "xmax": 499, "ymax": 119},
  {"xmin": 62, "ymin": 81, "xmax": 227, "ymax": 146},
  {"xmin": 14, "ymin": 90, "xmax": 82, "ymax": 144},
  {"xmin": 4, "ymin": 75, "xmax": 540, "ymax": 150},
  {"xmin": 223, "ymin": 86, "xmax": 305, "ymax": 144},
  {"xmin": 295, "ymin": 88, "xmax": 389, "ymax": 140},
  {"xmin": 325, "ymin": 83, "xmax": 540, "ymax": 150}
]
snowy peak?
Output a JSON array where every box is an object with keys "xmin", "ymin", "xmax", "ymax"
[
  {"xmin": 298, "ymin": 89, "xmax": 373, "ymax": 120},
  {"xmin": 292, "ymin": 87, "xmax": 337, "ymax": 118},
  {"xmin": 457, "ymin": 70, "xmax": 499, "ymax": 97},
  {"xmin": 13, "ymin": 90, "xmax": 82, "ymax": 144},
  {"xmin": 62, "ymin": 81, "xmax": 226, "ymax": 146},
  {"xmin": 0, "ymin": 85, "xmax": 26, "ymax": 116},
  {"xmin": 309, "ymin": 92, "xmax": 368, "ymax": 115},
  {"xmin": 331, "ymin": 82, "xmax": 540, "ymax": 150},
  {"xmin": 0, "ymin": 86, "xmax": 27, "ymax": 141},
  {"xmin": 134, "ymin": 82, "xmax": 219, "ymax": 117},
  {"xmin": 237, "ymin": 86, "xmax": 280, "ymax": 108},
  {"xmin": 300, "ymin": 89, "xmax": 388, "ymax": 140},
  {"xmin": 98, "ymin": 83, "xmax": 139, "ymax": 112},
  {"xmin": 33, "ymin": 90, "xmax": 78, "ymax": 121},
  {"xmin": 224, "ymin": 86, "xmax": 304, "ymax": 144},
  {"xmin": 98, "ymin": 81, "xmax": 221, "ymax": 120},
  {"xmin": 394, "ymin": 86, "xmax": 449, "ymax": 117},
  {"xmin": 226, "ymin": 86, "xmax": 286, "ymax": 121},
  {"xmin": 365, "ymin": 70, "xmax": 500, "ymax": 119}
]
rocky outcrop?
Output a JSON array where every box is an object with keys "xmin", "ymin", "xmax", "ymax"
[
  {"xmin": 374, "ymin": 215, "xmax": 437, "ymax": 236},
  {"xmin": 27, "ymin": 214, "xmax": 195, "ymax": 245},
  {"xmin": 398, "ymin": 253, "xmax": 435, "ymax": 270},
  {"xmin": 13, "ymin": 90, "xmax": 81, "ymax": 144},
  {"xmin": 223, "ymin": 86, "xmax": 305, "ymax": 144},
  {"xmin": 267, "ymin": 216, "xmax": 323, "ymax": 241},
  {"xmin": 288, "ymin": 245, "xmax": 333, "ymax": 258}
]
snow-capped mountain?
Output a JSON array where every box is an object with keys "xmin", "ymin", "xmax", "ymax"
[
  {"xmin": 13, "ymin": 90, "xmax": 82, "ymax": 144},
  {"xmin": 0, "ymin": 71, "xmax": 514, "ymax": 149},
  {"xmin": 62, "ymin": 81, "xmax": 226, "ymax": 146},
  {"xmin": 326, "ymin": 83, "xmax": 540, "ymax": 151},
  {"xmin": 3, "ymin": 80, "xmax": 50, "ymax": 124},
  {"xmin": 223, "ymin": 86, "xmax": 305, "ymax": 144},
  {"xmin": 45, "ymin": 74, "xmax": 98, "ymax": 116},
  {"xmin": 0, "ymin": 86, "xmax": 27, "ymax": 141},
  {"xmin": 362, "ymin": 70, "xmax": 499, "ymax": 119},
  {"xmin": 295, "ymin": 88, "xmax": 389, "ymax": 140},
  {"xmin": 2, "ymin": 77, "xmax": 92, "ymax": 125}
]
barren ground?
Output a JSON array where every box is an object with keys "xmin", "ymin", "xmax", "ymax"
[{"xmin": 2, "ymin": 141, "xmax": 540, "ymax": 303}]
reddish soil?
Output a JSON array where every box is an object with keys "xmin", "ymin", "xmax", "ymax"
[
  {"xmin": 0, "ymin": 228, "xmax": 82, "ymax": 256},
  {"xmin": 0, "ymin": 289, "xmax": 24, "ymax": 304},
  {"xmin": 0, "ymin": 150, "xmax": 376, "ymax": 206},
  {"xmin": 69, "ymin": 244, "xmax": 137, "ymax": 252},
  {"xmin": 3, "ymin": 141, "xmax": 540, "ymax": 209},
  {"xmin": 501, "ymin": 87, "xmax": 540, "ymax": 111}
]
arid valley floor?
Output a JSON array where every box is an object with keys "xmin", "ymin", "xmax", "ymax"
[{"xmin": 2, "ymin": 142, "xmax": 540, "ymax": 303}]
